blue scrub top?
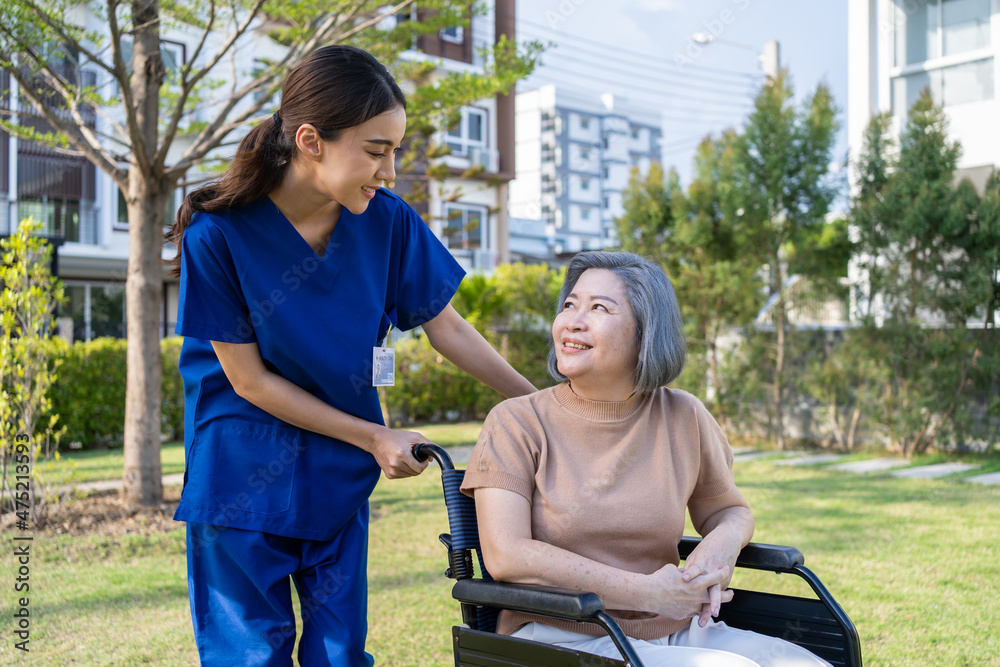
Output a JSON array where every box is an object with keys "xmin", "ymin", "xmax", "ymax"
[{"xmin": 174, "ymin": 189, "xmax": 465, "ymax": 540}]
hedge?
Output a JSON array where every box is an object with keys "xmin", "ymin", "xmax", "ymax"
[
  {"xmin": 48, "ymin": 337, "xmax": 185, "ymax": 450},
  {"xmin": 384, "ymin": 329, "xmax": 554, "ymax": 425}
]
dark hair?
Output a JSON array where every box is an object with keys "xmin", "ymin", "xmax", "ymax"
[
  {"xmin": 166, "ymin": 45, "xmax": 406, "ymax": 276},
  {"xmin": 547, "ymin": 251, "xmax": 687, "ymax": 394}
]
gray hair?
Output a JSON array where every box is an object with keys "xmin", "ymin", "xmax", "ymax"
[{"xmin": 547, "ymin": 251, "xmax": 686, "ymax": 394}]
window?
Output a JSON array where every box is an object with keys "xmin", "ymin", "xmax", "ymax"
[
  {"xmin": 894, "ymin": 0, "xmax": 991, "ymax": 66},
  {"xmin": 64, "ymin": 282, "xmax": 126, "ymax": 341},
  {"xmin": 580, "ymin": 207, "xmax": 591, "ymax": 221},
  {"xmin": 446, "ymin": 106, "xmax": 487, "ymax": 157},
  {"xmin": 440, "ymin": 26, "xmax": 464, "ymax": 44},
  {"xmin": 443, "ymin": 202, "xmax": 487, "ymax": 251},
  {"xmin": 18, "ymin": 196, "xmax": 81, "ymax": 242},
  {"xmin": 892, "ymin": 58, "xmax": 994, "ymax": 113},
  {"xmin": 579, "ymin": 116, "xmax": 590, "ymax": 130},
  {"xmin": 631, "ymin": 127, "xmax": 640, "ymax": 140},
  {"xmin": 580, "ymin": 178, "xmax": 591, "ymax": 191},
  {"xmin": 117, "ymin": 182, "xmax": 178, "ymax": 230}
]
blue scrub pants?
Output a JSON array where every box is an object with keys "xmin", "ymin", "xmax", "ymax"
[{"xmin": 186, "ymin": 506, "xmax": 374, "ymax": 667}]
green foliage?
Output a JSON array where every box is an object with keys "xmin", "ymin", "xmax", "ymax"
[
  {"xmin": 386, "ymin": 336, "xmax": 498, "ymax": 424},
  {"xmin": 47, "ymin": 337, "xmax": 186, "ymax": 450},
  {"xmin": 616, "ymin": 152, "xmax": 764, "ymax": 425},
  {"xmin": 845, "ymin": 90, "xmax": 999, "ymax": 455},
  {"xmin": 386, "ymin": 265, "xmax": 560, "ymax": 423},
  {"xmin": 49, "ymin": 338, "xmax": 127, "ymax": 449},
  {"xmin": 0, "ymin": 218, "xmax": 67, "ymax": 522},
  {"xmin": 161, "ymin": 337, "xmax": 185, "ymax": 441}
]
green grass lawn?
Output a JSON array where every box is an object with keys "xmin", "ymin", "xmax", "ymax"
[
  {"xmin": 5, "ymin": 436, "xmax": 999, "ymax": 665},
  {"xmin": 51, "ymin": 422, "xmax": 484, "ymax": 486}
]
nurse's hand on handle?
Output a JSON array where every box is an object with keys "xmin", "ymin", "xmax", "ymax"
[{"xmin": 371, "ymin": 428, "xmax": 430, "ymax": 478}]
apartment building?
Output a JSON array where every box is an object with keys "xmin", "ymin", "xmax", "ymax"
[
  {"xmin": 509, "ymin": 85, "xmax": 663, "ymax": 260},
  {"xmin": 848, "ymin": 0, "xmax": 997, "ymax": 189},
  {"xmin": 393, "ymin": 0, "xmax": 516, "ymax": 274},
  {"xmin": 0, "ymin": 0, "xmax": 517, "ymax": 340}
]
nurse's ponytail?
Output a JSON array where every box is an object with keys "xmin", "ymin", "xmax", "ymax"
[{"xmin": 166, "ymin": 45, "xmax": 406, "ymax": 277}]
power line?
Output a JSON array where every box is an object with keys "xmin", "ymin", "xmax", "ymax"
[
  {"xmin": 528, "ymin": 53, "xmax": 761, "ymax": 102},
  {"xmin": 529, "ymin": 63, "xmax": 756, "ymax": 114},
  {"xmin": 507, "ymin": 13, "xmax": 762, "ymax": 81},
  {"xmin": 515, "ymin": 23, "xmax": 762, "ymax": 91}
]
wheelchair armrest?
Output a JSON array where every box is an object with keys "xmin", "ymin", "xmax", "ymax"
[
  {"xmin": 679, "ymin": 537, "xmax": 804, "ymax": 572},
  {"xmin": 452, "ymin": 579, "xmax": 606, "ymax": 621}
]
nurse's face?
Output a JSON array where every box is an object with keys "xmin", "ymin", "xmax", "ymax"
[{"xmin": 308, "ymin": 106, "xmax": 406, "ymax": 215}]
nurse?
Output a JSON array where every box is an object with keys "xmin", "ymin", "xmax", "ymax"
[{"xmin": 167, "ymin": 45, "xmax": 536, "ymax": 666}]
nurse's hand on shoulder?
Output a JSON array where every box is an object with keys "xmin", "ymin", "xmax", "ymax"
[{"xmin": 372, "ymin": 428, "xmax": 431, "ymax": 479}]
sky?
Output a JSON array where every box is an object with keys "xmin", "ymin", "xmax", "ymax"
[{"xmin": 513, "ymin": 0, "xmax": 849, "ymax": 187}]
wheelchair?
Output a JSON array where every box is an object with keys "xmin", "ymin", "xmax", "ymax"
[{"xmin": 414, "ymin": 443, "xmax": 863, "ymax": 667}]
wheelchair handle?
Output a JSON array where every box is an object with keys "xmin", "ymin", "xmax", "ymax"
[{"xmin": 412, "ymin": 443, "xmax": 455, "ymax": 471}]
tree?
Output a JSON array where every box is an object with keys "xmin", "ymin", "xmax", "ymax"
[
  {"xmin": 735, "ymin": 70, "xmax": 838, "ymax": 449},
  {"xmin": 0, "ymin": 218, "xmax": 66, "ymax": 524},
  {"xmin": 617, "ymin": 151, "xmax": 762, "ymax": 428},
  {"xmin": 851, "ymin": 90, "xmax": 998, "ymax": 455},
  {"xmin": 1, "ymin": 0, "xmax": 540, "ymax": 506}
]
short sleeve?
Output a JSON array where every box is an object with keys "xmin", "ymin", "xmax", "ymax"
[
  {"xmin": 687, "ymin": 401, "xmax": 750, "ymax": 533},
  {"xmin": 460, "ymin": 400, "xmax": 541, "ymax": 502},
  {"xmin": 390, "ymin": 202, "xmax": 465, "ymax": 331},
  {"xmin": 175, "ymin": 214, "xmax": 255, "ymax": 343}
]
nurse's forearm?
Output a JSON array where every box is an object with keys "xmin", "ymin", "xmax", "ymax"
[{"xmin": 423, "ymin": 305, "xmax": 537, "ymax": 398}]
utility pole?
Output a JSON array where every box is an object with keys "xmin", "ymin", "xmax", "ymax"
[{"xmin": 761, "ymin": 40, "xmax": 780, "ymax": 79}]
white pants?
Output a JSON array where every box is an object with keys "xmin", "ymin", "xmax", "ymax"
[{"xmin": 510, "ymin": 619, "xmax": 833, "ymax": 667}]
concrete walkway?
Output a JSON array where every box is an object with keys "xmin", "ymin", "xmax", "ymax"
[
  {"xmin": 734, "ymin": 449, "xmax": 997, "ymax": 485},
  {"xmin": 889, "ymin": 462, "xmax": 979, "ymax": 479}
]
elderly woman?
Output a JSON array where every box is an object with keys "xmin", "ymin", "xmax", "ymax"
[{"xmin": 461, "ymin": 252, "xmax": 831, "ymax": 667}]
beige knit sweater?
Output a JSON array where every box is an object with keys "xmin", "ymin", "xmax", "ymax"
[{"xmin": 461, "ymin": 381, "xmax": 750, "ymax": 640}]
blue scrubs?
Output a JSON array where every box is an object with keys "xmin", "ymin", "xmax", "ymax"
[{"xmin": 174, "ymin": 190, "xmax": 464, "ymax": 665}]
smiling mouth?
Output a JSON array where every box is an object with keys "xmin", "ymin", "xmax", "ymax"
[
  {"xmin": 563, "ymin": 342, "xmax": 591, "ymax": 350},
  {"xmin": 362, "ymin": 185, "xmax": 378, "ymax": 194}
]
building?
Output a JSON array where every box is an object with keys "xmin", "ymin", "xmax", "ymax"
[
  {"xmin": 0, "ymin": 0, "xmax": 517, "ymax": 341},
  {"xmin": 509, "ymin": 85, "xmax": 663, "ymax": 260},
  {"xmin": 848, "ymin": 0, "xmax": 998, "ymax": 191},
  {"xmin": 393, "ymin": 0, "xmax": 516, "ymax": 275},
  {"xmin": 847, "ymin": 0, "xmax": 998, "ymax": 321}
]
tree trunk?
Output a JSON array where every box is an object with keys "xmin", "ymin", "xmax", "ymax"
[
  {"xmin": 122, "ymin": 177, "xmax": 166, "ymax": 508},
  {"xmin": 773, "ymin": 258, "xmax": 787, "ymax": 450},
  {"xmin": 122, "ymin": 0, "xmax": 165, "ymax": 508}
]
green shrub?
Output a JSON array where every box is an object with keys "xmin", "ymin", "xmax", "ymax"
[
  {"xmin": 384, "ymin": 329, "xmax": 554, "ymax": 426},
  {"xmin": 50, "ymin": 337, "xmax": 127, "ymax": 449},
  {"xmin": 385, "ymin": 337, "xmax": 496, "ymax": 424},
  {"xmin": 161, "ymin": 337, "xmax": 184, "ymax": 441},
  {"xmin": 48, "ymin": 336, "xmax": 186, "ymax": 449}
]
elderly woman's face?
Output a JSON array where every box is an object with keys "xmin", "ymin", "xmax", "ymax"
[{"xmin": 552, "ymin": 268, "xmax": 639, "ymax": 399}]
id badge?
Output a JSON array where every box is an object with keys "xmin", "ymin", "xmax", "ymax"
[{"xmin": 372, "ymin": 347, "xmax": 395, "ymax": 387}]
